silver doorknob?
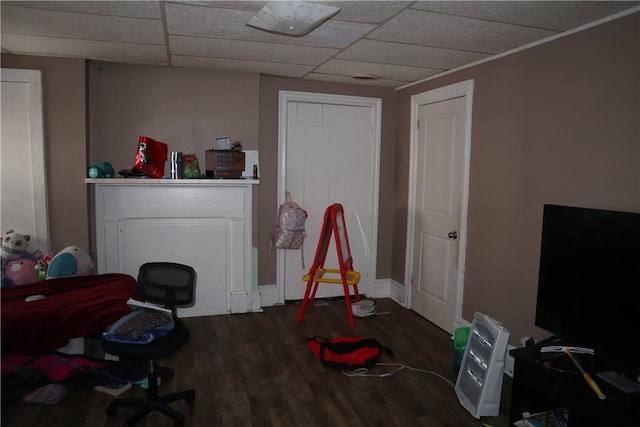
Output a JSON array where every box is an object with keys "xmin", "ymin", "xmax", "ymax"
[{"xmin": 448, "ymin": 231, "xmax": 458, "ymax": 239}]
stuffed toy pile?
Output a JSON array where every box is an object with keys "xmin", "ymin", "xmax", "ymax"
[
  {"xmin": 1, "ymin": 230, "xmax": 38, "ymax": 287},
  {"xmin": 1, "ymin": 229, "xmax": 95, "ymax": 286}
]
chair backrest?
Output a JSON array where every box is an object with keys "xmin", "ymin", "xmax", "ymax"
[{"xmin": 137, "ymin": 262, "xmax": 195, "ymax": 310}]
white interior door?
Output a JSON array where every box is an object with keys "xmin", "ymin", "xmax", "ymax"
[
  {"xmin": 406, "ymin": 81, "xmax": 473, "ymax": 335},
  {"xmin": 0, "ymin": 68, "xmax": 48, "ymax": 253},
  {"xmin": 277, "ymin": 92, "xmax": 381, "ymax": 303}
]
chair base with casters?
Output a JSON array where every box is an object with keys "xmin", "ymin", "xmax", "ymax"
[
  {"xmin": 104, "ymin": 360, "xmax": 195, "ymax": 427},
  {"xmin": 102, "ymin": 262, "xmax": 197, "ymax": 427}
]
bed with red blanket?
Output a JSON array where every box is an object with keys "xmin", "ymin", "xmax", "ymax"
[{"xmin": 1, "ymin": 274, "xmax": 138, "ymax": 355}]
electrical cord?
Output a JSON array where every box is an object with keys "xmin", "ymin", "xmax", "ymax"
[{"xmin": 342, "ymin": 362, "xmax": 456, "ymax": 388}]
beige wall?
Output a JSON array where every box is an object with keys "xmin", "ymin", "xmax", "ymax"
[
  {"xmin": 86, "ymin": 64, "xmax": 396, "ymax": 286},
  {"xmin": 1, "ymin": 54, "xmax": 88, "ymax": 252},
  {"xmin": 3, "ymin": 11, "xmax": 637, "ymax": 346},
  {"xmin": 2, "ymin": 55, "xmax": 396, "ymax": 288},
  {"xmin": 394, "ymin": 12, "xmax": 640, "ymax": 343},
  {"xmin": 88, "ymin": 61, "xmax": 260, "ymax": 171},
  {"xmin": 86, "ymin": 62, "xmax": 260, "ymax": 262}
]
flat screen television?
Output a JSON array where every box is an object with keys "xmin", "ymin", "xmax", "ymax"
[{"xmin": 535, "ymin": 204, "xmax": 640, "ymax": 371}]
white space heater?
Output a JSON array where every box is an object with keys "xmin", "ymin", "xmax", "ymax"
[{"xmin": 455, "ymin": 312, "xmax": 510, "ymax": 418}]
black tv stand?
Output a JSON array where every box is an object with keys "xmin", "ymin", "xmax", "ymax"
[
  {"xmin": 510, "ymin": 347, "xmax": 640, "ymax": 426},
  {"xmin": 533, "ymin": 334, "xmax": 564, "ymax": 348}
]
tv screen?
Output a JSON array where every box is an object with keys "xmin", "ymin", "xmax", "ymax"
[{"xmin": 535, "ymin": 204, "xmax": 640, "ymax": 369}]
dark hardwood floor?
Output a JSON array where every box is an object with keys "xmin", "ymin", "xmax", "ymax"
[{"xmin": 2, "ymin": 298, "xmax": 512, "ymax": 426}]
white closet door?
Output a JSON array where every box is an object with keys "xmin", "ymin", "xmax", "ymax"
[{"xmin": 280, "ymin": 94, "xmax": 380, "ymax": 302}]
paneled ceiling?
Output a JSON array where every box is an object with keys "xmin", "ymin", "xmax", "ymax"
[{"xmin": 2, "ymin": 1, "xmax": 638, "ymax": 88}]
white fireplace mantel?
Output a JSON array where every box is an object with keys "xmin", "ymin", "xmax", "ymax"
[{"xmin": 86, "ymin": 178, "xmax": 259, "ymax": 317}]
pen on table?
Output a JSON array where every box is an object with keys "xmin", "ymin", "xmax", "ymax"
[{"xmin": 564, "ymin": 348, "xmax": 605, "ymax": 400}]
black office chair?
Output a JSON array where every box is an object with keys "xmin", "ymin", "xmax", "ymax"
[{"xmin": 102, "ymin": 262, "xmax": 196, "ymax": 427}]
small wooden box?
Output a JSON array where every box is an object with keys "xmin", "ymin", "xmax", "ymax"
[{"xmin": 205, "ymin": 150, "xmax": 245, "ymax": 178}]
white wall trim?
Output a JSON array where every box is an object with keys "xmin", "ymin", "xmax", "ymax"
[
  {"xmin": 276, "ymin": 90, "xmax": 382, "ymax": 304},
  {"xmin": 1, "ymin": 68, "xmax": 48, "ymax": 252}
]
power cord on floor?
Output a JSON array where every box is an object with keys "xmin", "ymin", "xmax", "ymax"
[{"xmin": 342, "ymin": 362, "xmax": 456, "ymax": 388}]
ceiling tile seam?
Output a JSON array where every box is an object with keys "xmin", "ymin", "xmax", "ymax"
[
  {"xmin": 164, "ymin": 31, "xmax": 346, "ymax": 50},
  {"xmin": 5, "ymin": 3, "xmax": 161, "ymax": 20},
  {"xmin": 165, "ymin": 33, "xmax": 341, "ymax": 55},
  {"xmin": 305, "ymin": 70, "xmax": 408, "ymax": 85},
  {"xmin": 170, "ymin": 53, "xmax": 316, "ymax": 68},
  {"xmin": 5, "ymin": 4, "xmax": 163, "ymax": 23},
  {"xmin": 362, "ymin": 36, "xmax": 500, "ymax": 54},
  {"xmin": 0, "ymin": 32, "xmax": 167, "ymax": 48},
  {"xmin": 167, "ymin": 46, "xmax": 336, "ymax": 67},
  {"xmin": 160, "ymin": 1, "xmax": 173, "ymax": 66},
  {"xmin": 325, "ymin": 57, "xmax": 446, "ymax": 72},
  {"xmin": 330, "ymin": 1, "xmax": 416, "ymax": 26},
  {"xmin": 162, "ymin": 0, "xmax": 253, "ymax": 12},
  {"xmin": 361, "ymin": 33, "xmax": 510, "ymax": 56}
]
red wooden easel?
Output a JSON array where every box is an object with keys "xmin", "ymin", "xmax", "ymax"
[{"xmin": 297, "ymin": 203, "xmax": 361, "ymax": 328}]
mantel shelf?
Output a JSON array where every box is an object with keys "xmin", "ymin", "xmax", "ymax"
[{"xmin": 86, "ymin": 178, "xmax": 259, "ymax": 186}]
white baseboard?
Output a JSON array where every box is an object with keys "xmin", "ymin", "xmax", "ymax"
[
  {"xmin": 258, "ymin": 279, "xmax": 394, "ymax": 307},
  {"xmin": 389, "ymin": 279, "xmax": 407, "ymax": 306},
  {"xmin": 251, "ymin": 289, "xmax": 263, "ymax": 312},
  {"xmin": 371, "ymin": 278, "xmax": 392, "ymax": 298},
  {"xmin": 258, "ymin": 284, "xmax": 279, "ymax": 307}
]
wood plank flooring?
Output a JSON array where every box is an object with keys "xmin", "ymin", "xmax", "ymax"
[{"xmin": 2, "ymin": 298, "xmax": 512, "ymax": 427}]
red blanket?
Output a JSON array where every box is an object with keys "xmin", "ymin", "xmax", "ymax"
[{"xmin": 1, "ymin": 274, "xmax": 138, "ymax": 355}]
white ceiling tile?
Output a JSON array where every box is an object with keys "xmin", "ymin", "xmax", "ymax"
[
  {"xmin": 170, "ymin": 35, "xmax": 339, "ymax": 65},
  {"xmin": 1, "ymin": 1, "xmax": 162, "ymax": 19},
  {"xmin": 411, "ymin": 1, "xmax": 638, "ymax": 31},
  {"xmin": 1, "ymin": 1, "xmax": 637, "ymax": 87},
  {"xmin": 329, "ymin": 1, "xmax": 412, "ymax": 23},
  {"xmin": 338, "ymin": 39, "xmax": 489, "ymax": 70},
  {"xmin": 0, "ymin": 33, "xmax": 168, "ymax": 65},
  {"xmin": 368, "ymin": 9, "xmax": 558, "ymax": 53},
  {"xmin": 294, "ymin": 20, "xmax": 377, "ymax": 48},
  {"xmin": 165, "ymin": 2, "xmax": 375, "ymax": 48},
  {"xmin": 165, "ymin": 3, "xmax": 256, "ymax": 39},
  {"xmin": 1, "ymin": 4, "xmax": 164, "ymax": 45},
  {"xmin": 173, "ymin": 1, "xmax": 266, "ymax": 13}
]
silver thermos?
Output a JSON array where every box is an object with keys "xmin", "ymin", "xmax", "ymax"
[{"xmin": 171, "ymin": 152, "xmax": 183, "ymax": 179}]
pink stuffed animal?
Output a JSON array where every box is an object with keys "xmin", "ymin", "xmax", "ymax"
[{"xmin": 5, "ymin": 255, "xmax": 38, "ymax": 286}]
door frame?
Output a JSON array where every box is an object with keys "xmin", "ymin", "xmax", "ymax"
[
  {"xmin": 404, "ymin": 80, "xmax": 474, "ymax": 329},
  {"xmin": 277, "ymin": 90, "xmax": 382, "ymax": 304}
]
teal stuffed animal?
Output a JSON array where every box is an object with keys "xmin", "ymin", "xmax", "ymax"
[{"xmin": 46, "ymin": 246, "xmax": 94, "ymax": 279}]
